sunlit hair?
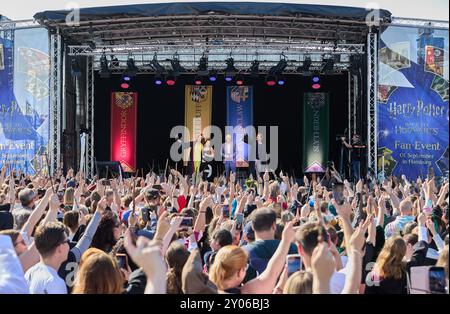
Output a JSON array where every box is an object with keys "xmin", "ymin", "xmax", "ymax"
[
  {"xmin": 73, "ymin": 250, "xmax": 123, "ymax": 294},
  {"xmin": 209, "ymin": 245, "xmax": 248, "ymax": 290},
  {"xmin": 283, "ymin": 271, "xmax": 313, "ymax": 294},
  {"xmin": 373, "ymin": 236, "xmax": 406, "ymax": 280},
  {"xmin": 64, "ymin": 187, "xmax": 75, "ymax": 206},
  {"xmin": 165, "ymin": 242, "xmax": 190, "ymax": 294},
  {"xmin": 437, "ymin": 245, "xmax": 449, "ymax": 281}
]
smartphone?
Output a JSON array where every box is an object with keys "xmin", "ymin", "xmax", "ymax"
[
  {"xmin": 141, "ymin": 207, "xmax": 150, "ymax": 224},
  {"xmin": 236, "ymin": 213, "xmax": 244, "ymax": 230},
  {"xmin": 286, "ymin": 254, "xmax": 302, "ymax": 277},
  {"xmin": 116, "ymin": 253, "xmax": 128, "ymax": 270},
  {"xmin": 37, "ymin": 189, "xmax": 46, "ymax": 198},
  {"xmin": 429, "ymin": 267, "xmax": 446, "ymax": 293},
  {"xmin": 221, "ymin": 205, "xmax": 230, "ymax": 217},
  {"xmin": 57, "ymin": 190, "xmax": 65, "ymax": 200},
  {"xmin": 180, "ymin": 217, "xmax": 193, "ymax": 227},
  {"xmin": 332, "ymin": 182, "xmax": 345, "ymax": 205}
]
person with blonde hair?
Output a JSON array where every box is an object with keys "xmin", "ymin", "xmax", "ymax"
[
  {"xmin": 63, "ymin": 187, "xmax": 75, "ymax": 211},
  {"xmin": 209, "ymin": 221, "xmax": 295, "ymax": 294},
  {"xmin": 283, "ymin": 271, "xmax": 313, "ymax": 294},
  {"xmin": 72, "ymin": 249, "xmax": 123, "ymax": 294}
]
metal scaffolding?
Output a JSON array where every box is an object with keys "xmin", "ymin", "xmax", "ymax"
[
  {"xmin": 49, "ymin": 32, "xmax": 62, "ymax": 175},
  {"xmin": 366, "ymin": 30, "xmax": 378, "ymax": 175},
  {"xmin": 85, "ymin": 57, "xmax": 95, "ymax": 179}
]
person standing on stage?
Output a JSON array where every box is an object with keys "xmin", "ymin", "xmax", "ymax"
[
  {"xmin": 201, "ymin": 139, "xmax": 215, "ymax": 181},
  {"xmin": 221, "ymin": 134, "xmax": 236, "ymax": 178},
  {"xmin": 255, "ymin": 132, "xmax": 267, "ymax": 176},
  {"xmin": 193, "ymin": 134, "xmax": 204, "ymax": 180},
  {"xmin": 341, "ymin": 134, "xmax": 365, "ymax": 183}
]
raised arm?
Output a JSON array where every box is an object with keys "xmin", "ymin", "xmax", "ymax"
[
  {"xmin": 194, "ymin": 196, "xmax": 212, "ymax": 233},
  {"xmin": 21, "ymin": 188, "xmax": 52, "ymax": 238},
  {"xmin": 242, "ymin": 221, "xmax": 295, "ymax": 294}
]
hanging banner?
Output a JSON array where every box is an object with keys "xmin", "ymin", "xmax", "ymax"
[
  {"xmin": 377, "ymin": 25, "xmax": 449, "ymax": 179},
  {"xmin": 110, "ymin": 92, "xmax": 137, "ymax": 173},
  {"xmin": 226, "ymin": 86, "xmax": 253, "ymax": 168},
  {"xmin": 0, "ymin": 28, "xmax": 50, "ymax": 175},
  {"xmin": 303, "ymin": 92, "xmax": 329, "ymax": 173},
  {"xmin": 184, "ymin": 85, "xmax": 212, "ymax": 164}
]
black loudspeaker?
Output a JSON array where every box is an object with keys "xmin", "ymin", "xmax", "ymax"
[{"xmin": 95, "ymin": 161, "xmax": 123, "ymax": 179}]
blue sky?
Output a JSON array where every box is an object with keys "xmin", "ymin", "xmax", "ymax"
[{"xmin": 1, "ymin": 0, "xmax": 449, "ymax": 21}]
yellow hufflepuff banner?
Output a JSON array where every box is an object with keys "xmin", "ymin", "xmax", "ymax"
[{"xmin": 184, "ymin": 85, "xmax": 212, "ymax": 164}]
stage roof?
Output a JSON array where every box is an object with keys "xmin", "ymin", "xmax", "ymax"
[{"xmin": 34, "ymin": 2, "xmax": 391, "ymax": 45}]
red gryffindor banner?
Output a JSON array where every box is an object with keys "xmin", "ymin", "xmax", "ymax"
[{"xmin": 110, "ymin": 92, "xmax": 137, "ymax": 173}]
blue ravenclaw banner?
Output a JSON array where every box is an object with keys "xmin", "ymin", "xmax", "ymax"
[
  {"xmin": 0, "ymin": 29, "xmax": 50, "ymax": 175},
  {"xmin": 378, "ymin": 25, "xmax": 449, "ymax": 180},
  {"xmin": 226, "ymin": 86, "xmax": 253, "ymax": 167}
]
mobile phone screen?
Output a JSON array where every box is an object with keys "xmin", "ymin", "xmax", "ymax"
[
  {"xmin": 429, "ymin": 267, "xmax": 446, "ymax": 293},
  {"xmin": 116, "ymin": 254, "xmax": 128, "ymax": 269},
  {"xmin": 141, "ymin": 207, "xmax": 150, "ymax": 223},
  {"xmin": 180, "ymin": 217, "xmax": 193, "ymax": 227},
  {"xmin": 236, "ymin": 213, "xmax": 244, "ymax": 230},
  {"xmin": 332, "ymin": 183, "xmax": 345, "ymax": 205},
  {"xmin": 286, "ymin": 255, "xmax": 302, "ymax": 277},
  {"xmin": 222, "ymin": 205, "xmax": 230, "ymax": 217}
]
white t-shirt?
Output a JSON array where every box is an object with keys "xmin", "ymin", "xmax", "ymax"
[{"xmin": 25, "ymin": 262, "xmax": 67, "ymax": 294}]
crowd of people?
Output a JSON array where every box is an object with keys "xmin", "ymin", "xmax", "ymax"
[{"xmin": 0, "ymin": 162, "xmax": 448, "ymax": 294}]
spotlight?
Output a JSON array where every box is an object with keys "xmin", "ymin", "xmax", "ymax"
[
  {"xmin": 194, "ymin": 76, "xmax": 203, "ymax": 85},
  {"xmin": 122, "ymin": 74, "xmax": 131, "ymax": 82},
  {"xmin": 110, "ymin": 56, "xmax": 119, "ymax": 68},
  {"xmin": 150, "ymin": 53, "xmax": 166, "ymax": 73},
  {"xmin": 121, "ymin": 82, "xmax": 130, "ymax": 89},
  {"xmin": 170, "ymin": 53, "xmax": 186, "ymax": 76},
  {"xmin": 224, "ymin": 57, "xmax": 238, "ymax": 81},
  {"xmin": 297, "ymin": 57, "xmax": 312, "ymax": 75},
  {"xmin": 322, "ymin": 57, "xmax": 334, "ymax": 75},
  {"xmin": 198, "ymin": 54, "xmax": 209, "ymax": 76},
  {"xmin": 277, "ymin": 75, "xmax": 285, "ymax": 86},
  {"xmin": 249, "ymin": 60, "xmax": 260, "ymax": 78},
  {"xmin": 209, "ymin": 70, "xmax": 218, "ymax": 82},
  {"xmin": 265, "ymin": 75, "xmax": 277, "ymax": 86},
  {"xmin": 311, "ymin": 73, "xmax": 321, "ymax": 89},
  {"xmin": 154, "ymin": 74, "xmax": 163, "ymax": 85},
  {"xmin": 269, "ymin": 56, "xmax": 288, "ymax": 76},
  {"xmin": 236, "ymin": 75, "xmax": 244, "ymax": 86},
  {"xmin": 99, "ymin": 52, "xmax": 110, "ymax": 78},
  {"xmin": 166, "ymin": 74, "xmax": 176, "ymax": 86},
  {"xmin": 125, "ymin": 57, "xmax": 139, "ymax": 77}
]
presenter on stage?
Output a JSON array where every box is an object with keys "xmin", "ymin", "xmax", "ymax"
[
  {"xmin": 193, "ymin": 134, "xmax": 204, "ymax": 180},
  {"xmin": 341, "ymin": 134, "xmax": 365, "ymax": 183},
  {"xmin": 221, "ymin": 134, "xmax": 236, "ymax": 179},
  {"xmin": 201, "ymin": 138, "xmax": 215, "ymax": 181}
]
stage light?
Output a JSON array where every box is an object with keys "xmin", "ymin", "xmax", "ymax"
[
  {"xmin": 322, "ymin": 57, "xmax": 334, "ymax": 75},
  {"xmin": 250, "ymin": 59, "xmax": 260, "ymax": 78},
  {"xmin": 269, "ymin": 55, "xmax": 288, "ymax": 76},
  {"xmin": 99, "ymin": 52, "xmax": 111, "ymax": 78},
  {"xmin": 265, "ymin": 75, "xmax": 277, "ymax": 86},
  {"xmin": 209, "ymin": 70, "xmax": 218, "ymax": 82},
  {"xmin": 312, "ymin": 83, "xmax": 321, "ymax": 90},
  {"xmin": 311, "ymin": 73, "xmax": 321, "ymax": 89},
  {"xmin": 312, "ymin": 76, "xmax": 320, "ymax": 83},
  {"xmin": 194, "ymin": 76, "xmax": 203, "ymax": 85},
  {"xmin": 198, "ymin": 54, "xmax": 209, "ymax": 76},
  {"xmin": 111, "ymin": 56, "xmax": 120, "ymax": 68},
  {"xmin": 297, "ymin": 57, "xmax": 312, "ymax": 75},
  {"xmin": 170, "ymin": 53, "xmax": 186, "ymax": 76},
  {"xmin": 236, "ymin": 75, "xmax": 244, "ymax": 86},
  {"xmin": 277, "ymin": 75, "xmax": 286, "ymax": 86},
  {"xmin": 150, "ymin": 53, "xmax": 166, "ymax": 73},
  {"xmin": 121, "ymin": 82, "xmax": 130, "ymax": 89},
  {"xmin": 154, "ymin": 74, "xmax": 163, "ymax": 85},
  {"xmin": 123, "ymin": 75, "xmax": 131, "ymax": 82},
  {"xmin": 224, "ymin": 57, "xmax": 238, "ymax": 81},
  {"xmin": 166, "ymin": 74, "xmax": 176, "ymax": 86},
  {"xmin": 125, "ymin": 57, "xmax": 139, "ymax": 77}
]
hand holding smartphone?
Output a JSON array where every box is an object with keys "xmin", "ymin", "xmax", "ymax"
[
  {"xmin": 235, "ymin": 213, "xmax": 244, "ymax": 230},
  {"xmin": 286, "ymin": 254, "xmax": 302, "ymax": 277},
  {"xmin": 332, "ymin": 182, "xmax": 345, "ymax": 205}
]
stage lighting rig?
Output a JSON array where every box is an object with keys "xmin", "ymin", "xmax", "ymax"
[
  {"xmin": 197, "ymin": 53, "xmax": 209, "ymax": 76},
  {"xmin": 125, "ymin": 56, "xmax": 139, "ymax": 78},
  {"xmin": 209, "ymin": 70, "xmax": 218, "ymax": 82},
  {"xmin": 224, "ymin": 57, "xmax": 238, "ymax": 82},
  {"xmin": 297, "ymin": 56, "xmax": 312, "ymax": 75},
  {"xmin": 150, "ymin": 53, "xmax": 166, "ymax": 73},
  {"xmin": 249, "ymin": 59, "xmax": 260, "ymax": 78},
  {"xmin": 99, "ymin": 52, "xmax": 111, "ymax": 78},
  {"xmin": 170, "ymin": 52, "xmax": 186, "ymax": 76},
  {"xmin": 268, "ymin": 54, "xmax": 288, "ymax": 76},
  {"xmin": 322, "ymin": 56, "xmax": 334, "ymax": 75}
]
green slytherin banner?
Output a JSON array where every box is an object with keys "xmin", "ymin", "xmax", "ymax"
[{"xmin": 303, "ymin": 92, "xmax": 330, "ymax": 173}]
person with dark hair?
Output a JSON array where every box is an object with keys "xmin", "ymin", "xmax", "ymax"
[
  {"xmin": 24, "ymin": 222, "xmax": 70, "ymax": 294},
  {"xmin": 63, "ymin": 211, "xmax": 79, "ymax": 241},
  {"xmin": 203, "ymin": 228, "xmax": 233, "ymax": 273},
  {"xmin": 165, "ymin": 242, "xmax": 190, "ymax": 294},
  {"xmin": 242, "ymin": 208, "xmax": 297, "ymax": 274},
  {"xmin": 91, "ymin": 211, "xmax": 121, "ymax": 253}
]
